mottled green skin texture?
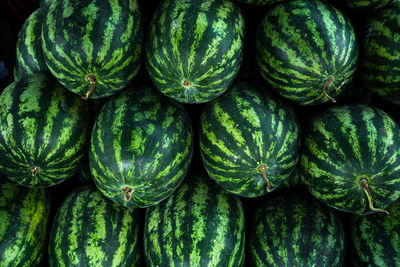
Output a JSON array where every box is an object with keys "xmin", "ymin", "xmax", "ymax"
[
  {"xmin": 42, "ymin": 0, "xmax": 143, "ymax": 99},
  {"xmin": 90, "ymin": 85, "xmax": 193, "ymax": 208},
  {"xmin": 248, "ymin": 191, "xmax": 345, "ymax": 267},
  {"xmin": 40, "ymin": 0, "xmax": 53, "ymax": 7},
  {"xmin": 0, "ymin": 73, "xmax": 89, "ymax": 187},
  {"xmin": 14, "ymin": 8, "xmax": 49, "ymax": 81},
  {"xmin": 200, "ymin": 81, "xmax": 300, "ymax": 197},
  {"xmin": 350, "ymin": 200, "xmax": 400, "ymax": 266},
  {"xmin": 0, "ymin": 179, "xmax": 51, "ymax": 266},
  {"xmin": 360, "ymin": 6, "xmax": 400, "ymax": 104},
  {"xmin": 236, "ymin": 0, "xmax": 284, "ymax": 6},
  {"xmin": 300, "ymin": 104, "xmax": 400, "ymax": 214},
  {"xmin": 146, "ymin": 0, "xmax": 245, "ymax": 103},
  {"xmin": 279, "ymin": 165, "xmax": 303, "ymax": 189},
  {"xmin": 144, "ymin": 174, "xmax": 245, "ymax": 267},
  {"xmin": 256, "ymin": 0, "xmax": 358, "ymax": 105},
  {"xmin": 333, "ymin": 0, "xmax": 394, "ymax": 10},
  {"xmin": 48, "ymin": 186, "xmax": 142, "ymax": 267}
]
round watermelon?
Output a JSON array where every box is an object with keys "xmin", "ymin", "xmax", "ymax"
[
  {"xmin": 0, "ymin": 178, "xmax": 51, "ymax": 266},
  {"xmin": 41, "ymin": 0, "xmax": 143, "ymax": 99},
  {"xmin": 247, "ymin": 190, "xmax": 345, "ymax": 266},
  {"xmin": 350, "ymin": 199, "xmax": 400, "ymax": 266},
  {"xmin": 300, "ymin": 104, "xmax": 400, "ymax": 215},
  {"xmin": 14, "ymin": 7, "xmax": 49, "ymax": 81},
  {"xmin": 89, "ymin": 85, "xmax": 193, "ymax": 208},
  {"xmin": 199, "ymin": 81, "xmax": 300, "ymax": 197},
  {"xmin": 0, "ymin": 73, "xmax": 90, "ymax": 187},
  {"xmin": 256, "ymin": 0, "xmax": 358, "ymax": 105},
  {"xmin": 48, "ymin": 186, "xmax": 142, "ymax": 266},
  {"xmin": 144, "ymin": 174, "xmax": 245, "ymax": 266},
  {"xmin": 146, "ymin": 0, "xmax": 245, "ymax": 103},
  {"xmin": 359, "ymin": 5, "xmax": 400, "ymax": 104}
]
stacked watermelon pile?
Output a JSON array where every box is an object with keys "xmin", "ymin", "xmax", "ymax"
[{"xmin": 1, "ymin": 0, "xmax": 400, "ymax": 266}]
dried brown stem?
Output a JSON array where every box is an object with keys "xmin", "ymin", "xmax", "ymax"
[
  {"xmin": 322, "ymin": 77, "xmax": 337, "ymax": 103},
  {"xmin": 258, "ymin": 165, "xmax": 271, "ymax": 192}
]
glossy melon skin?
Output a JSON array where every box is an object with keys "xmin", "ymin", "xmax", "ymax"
[
  {"xmin": 48, "ymin": 186, "xmax": 142, "ymax": 266},
  {"xmin": 300, "ymin": 104, "xmax": 400, "ymax": 215},
  {"xmin": 247, "ymin": 190, "xmax": 345, "ymax": 266},
  {"xmin": 41, "ymin": 0, "xmax": 143, "ymax": 99},
  {"xmin": 256, "ymin": 0, "xmax": 358, "ymax": 105},
  {"xmin": 14, "ymin": 8, "xmax": 49, "ymax": 81},
  {"xmin": 360, "ymin": 6, "xmax": 400, "ymax": 104},
  {"xmin": 146, "ymin": 0, "xmax": 245, "ymax": 103},
  {"xmin": 144, "ymin": 174, "xmax": 245, "ymax": 267},
  {"xmin": 0, "ymin": 73, "xmax": 90, "ymax": 187},
  {"xmin": 90, "ymin": 85, "xmax": 193, "ymax": 208},
  {"xmin": 200, "ymin": 81, "xmax": 300, "ymax": 197},
  {"xmin": 0, "ymin": 179, "xmax": 51, "ymax": 267}
]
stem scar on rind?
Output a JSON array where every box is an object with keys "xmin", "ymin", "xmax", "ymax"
[
  {"xmin": 30, "ymin": 166, "xmax": 40, "ymax": 176},
  {"xmin": 322, "ymin": 77, "xmax": 337, "ymax": 103},
  {"xmin": 358, "ymin": 177, "xmax": 389, "ymax": 215},
  {"xmin": 122, "ymin": 186, "xmax": 134, "ymax": 202},
  {"xmin": 258, "ymin": 164, "xmax": 271, "ymax": 192},
  {"xmin": 182, "ymin": 80, "xmax": 191, "ymax": 87},
  {"xmin": 82, "ymin": 75, "xmax": 96, "ymax": 100}
]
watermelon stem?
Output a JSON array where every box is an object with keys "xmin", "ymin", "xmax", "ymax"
[
  {"xmin": 82, "ymin": 75, "xmax": 96, "ymax": 100},
  {"xmin": 358, "ymin": 178, "xmax": 389, "ymax": 215},
  {"xmin": 30, "ymin": 166, "xmax": 40, "ymax": 176},
  {"xmin": 322, "ymin": 77, "xmax": 337, "ymax": 103},
  {"xmin": 122, "ymin": 186, "xmax": 134, "ymax": 202},
  {"xmin": 182, "ymin": 80, "xmax": 191, "ymax": 87},
  {"xmin": 258, "ymin": 165, "xmax": 271, "ymax": 192}
]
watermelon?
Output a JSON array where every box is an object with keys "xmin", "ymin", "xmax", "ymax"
[
  {"xmin": 89, "ymin": 85, "xmax": 193, "ymax": 208},
  {"xmin": 350, "ymin": 199, "xmax": 400, "ymax": 266},
  {"xmin": 247, "ymin": 190, "xmax": 345, "ymax": 266},
  {"xmin": 14, "ymin": 8, "xmax": 49, "ymax": 81},
  {"xmin": 144, "ymin": 174, "xmax": 245, "ymax": 266},
  {"xmin": 41, "ymin": 0, "xmax": 143, "ymax": 99},
  {"xmin": 145, "ymin": 0, "xmax": 245, "ymax": 103},
  {"xmin": 199, "ymin": 81, "xmax": 300, "ymax": 197},
  {"xmin": 0, "ymin": 73, "xmax": 90, "ymax": 187},
  {"xmin": 256, "ymin": 0, "xmax": 358, "ymax": 105},
  {"xmin": 48, "ymin": 186, "xmax": 142, "ymax": 266},
  {"xmin": 0, "ymin": 179, "xmax": 51, "ymax": 266},
  {"xmin": 300, "ymin": 104, "xmax": 400, "ymax": 215},
  {"xmin": 359, "ymin": 5, "xmax": 400, "ymax": 104}
]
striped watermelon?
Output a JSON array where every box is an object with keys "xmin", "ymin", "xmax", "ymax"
[
  {"xmin": 14, "ymin": 8, "xmax": 49, "ymax": 81},
  {"xmin": 360, "ymin": 5, "xmax": 400, "ymax": 104},
  {"xmin": 0, "ymin": 179, "xmax": 51, "ymax": 266},
  {"xmin": 89, "ymin": 85, "xmax": 193, "ymax": 208},
  {"xmin": 199, "ymin": 81, "xmax": 300, "ymax": 197},
  {"xmin": 247, "ymin": 190, "xmax": 345, "ymax": 266},
  {"xmin": 146, "ymin": 0, "xmax": 245, "ymax": 103},
  {"xmin": 0, "ymin": 73, "xmax": 90, "ymax": 187},
  {"xmin": 350, "ymin": 199, "xmax": 400, "ymax": 266},
  {"xmin": 300, "ymin": 104, "xmax": 400, "ymax": 215},
  {"xmin": 256, "ymin": 0, "xmax": 358, "ymax": 105},
  {"xmin": 41, "ymin": 0, "xmax": 143, "ymax": 99},
  {"xmin": 144, "ymin": 174, "xmax": 245, "ymax": 266},
  {"xmin": 48, "ymin": 186, "xmax": 142, "ymax": 266}
]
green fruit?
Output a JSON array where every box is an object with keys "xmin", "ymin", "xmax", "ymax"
[
  {"xmin": 0, "ymin": 73, "xmax": 89, "ymax": 187},
  {"xmin": 48, "ymin": 186, "xmax": 142, "ymax": 266},
  {"xmin": 0, "ymin": 179, "xmax": 51, "ymax": 266},
  {"xmin": 200, "ymin": 81, "xmax": 300, "ymax": 197},
  {"xmin": 247, "ymin": 190, "xmax": 345, "ymax": 266},
  {"xmin": 14, "ymin": 8, "xmax": 49, "ymax": 81},
  {"xmin": 144, "ymin": 174, "xmax": 245, "ymax": 266},
  {"xmin": 256, "ymin": 0, "xmax": 358, "ymax": 105},
  {"xmin": 90, "ymin": 85, "xmax": 193, "ymax": 208},
  {"xmin": 146, "ymin": 0, "xmax": 245, "ymax": 103},
  {"xmin": 41, "ymin": 0, "xmax": 143, "ymax": 99},
  {"xmin": 300, "ymin": 104, "xmax": 400, "ymax": 214}
]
